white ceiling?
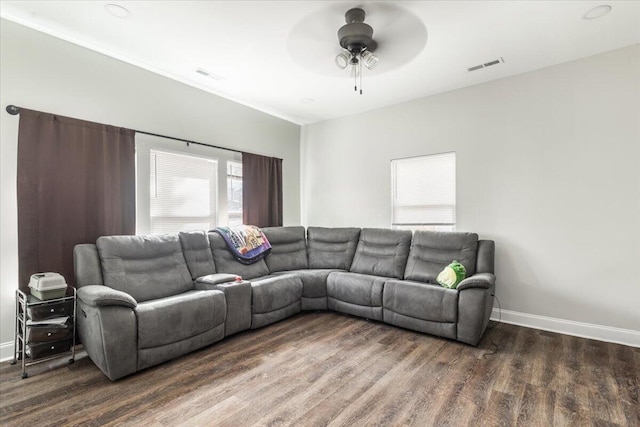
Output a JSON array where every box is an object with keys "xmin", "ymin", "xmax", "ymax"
[{"xmin": 1, "ymin": 1, "xmax": 639, "ymax": 124}]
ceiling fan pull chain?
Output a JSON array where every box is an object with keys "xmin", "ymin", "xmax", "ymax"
[
  {"xmin": 360, "ymin": 59, "xmax": 363, "ymax": 95},
  {"xmin": 354, "ymin": 63, "xmax": 357, "ymax": 92}
]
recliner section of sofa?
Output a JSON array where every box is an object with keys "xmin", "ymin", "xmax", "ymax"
[
  {"xmin": 382, "ymin": 231, "xmax": 478, "ymax": 340},
  {"xmin": 382, "ymin": 231, "xmax": 495, "ymax": 345},
  {"xmin": 207, "ymin": 230, "xmax": 304, "ymax": 329},
  {"xmin": 73, "ymin": 226, "xmax": 495, "ymax": 381},
  {"xmin": 263, "ymin": 226, "xmax": 357, "ymax": 311},
  {"xmin": 74, "ymin": 235, "xmax": 228, "ymax": 380},
  {"xmin": 300, "ymin": 227, "xmax": 362, "ymax": 310},
  {"xmin": 327, "ymin": 228, "xmax": 412, "ymax": 321}
]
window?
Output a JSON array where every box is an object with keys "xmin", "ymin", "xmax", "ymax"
[
  {"xmin": 227, "ymin": 161, "xmax": 243, "ymax": 227},
  {"xmin": 150, "ymin": 150, "xmax": 218, "ymax": 234},
  {"xmin": 135, "ymin": 133, "xmax": 242, "ymax": 234},
  {"xmin": 391, "ymin": 152, "xmax": 456, "ymax": 231}
]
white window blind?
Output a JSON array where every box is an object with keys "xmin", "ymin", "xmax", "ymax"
[
  {"xmin": 150, "ymin": 150, "xmax": 218, "ymax": 234},
  {"xmin": 391, "ymin": 152, "xmax": 456, "ymax": 227},
  {"xmin": 226, "ymin": 161, "xmax": 243, "ymax": 227}
]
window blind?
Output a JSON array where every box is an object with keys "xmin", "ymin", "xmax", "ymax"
[
  {"xmin": 391, "ymin": 152, "xmax": 456, "ymax": 226},
  {"xmin": 226, "ymin": 161, "xmax": 243, "ymax": 227},
  {"xmin": 150, "ymin": 150, "xmax": 218, "ymax": 234}
]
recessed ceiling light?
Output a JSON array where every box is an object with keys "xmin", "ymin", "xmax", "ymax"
[
  {"xmin": 104, "ymin": 4, "xmax": 131, "ymax": 19},
  {"xmin": 582, "ymin": 5, "xmax": 612, "ymax": 20},
  {"xmin": 300, "ymin": 98, "xmax": 315, "ymax": 104}
]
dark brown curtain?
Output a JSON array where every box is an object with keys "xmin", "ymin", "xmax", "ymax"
[
  {"xmin": 17, "ymin": 109, "xmax": 135, "ymax": 291},
  {"xmin": 242, "ymin": 152, "xmax": 283, "ymax": 227}
]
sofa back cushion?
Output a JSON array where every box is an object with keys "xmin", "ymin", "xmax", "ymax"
[
  {"xmin": 262, "ymin": 226, "xmax": 308, "ymax": 273},
  {"xmin": 404, "ymin": 231, "xmax": 479, "ymax": 283},
  {"xmin": 307, "ymin": 227, "xmax": 361, "ymax": 270},
  {"xmin": 179, "ymin": 231, "xmax": 216, "ymax": 279},
  {"xmin": 96, "ymin": 234, "xmax": 193, "ymax": 302},
  {"xmin": 350, "ymin": 228, "xmax": 412, "ymax": 279},
  {"xmin": 208, "ymin": 232, "xmax": 270, "ymax": 279}
]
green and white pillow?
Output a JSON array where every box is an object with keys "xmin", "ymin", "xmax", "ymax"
[{"xmin": 437, "ymin": 261, "xmax": 467, "ymax": 289}]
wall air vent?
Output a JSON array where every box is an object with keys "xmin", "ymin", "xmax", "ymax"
[{"xmin": 467, "ymin": 57, "xmax": 504, "ymax": 72}]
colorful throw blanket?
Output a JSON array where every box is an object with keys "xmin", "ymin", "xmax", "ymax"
[{"xmin": 215, "ymin": 225, "xmax": 271, "ymax": 265}]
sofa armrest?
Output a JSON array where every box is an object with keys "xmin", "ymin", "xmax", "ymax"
[
  {"xmin": 77, "ymin": 285, "xmax": 137, "ymax": 308},
  {"xmin": 457, "ymin": 273, "xmax": 495, "ymax": 291},
  {"xmin": 456, "ymin": 273, "xmax": 495, "ymax": 345},
  {"xmin": 195, "ymin": 273, "xmax": 241, "ymax": 288},
  {"xmin": 77, "ymin": 299, "xmax": 137, "ymax": 380}
]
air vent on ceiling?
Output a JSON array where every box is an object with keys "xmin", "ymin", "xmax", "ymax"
[
  {"xmin": 195, "ymin": 68, "xmax": 224, "ymax": 80},
  {"xmin": 467, "ymin": 57, "xmax": 504, "ymax": 72}
]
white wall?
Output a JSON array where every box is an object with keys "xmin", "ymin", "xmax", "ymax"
[
  {"xmin": 302, "ymin": 45, "xmax": 640, "ymax": 340},
  {"xmin": 0, "ymin": 20, "xmax": 301, "ymax": 358}
]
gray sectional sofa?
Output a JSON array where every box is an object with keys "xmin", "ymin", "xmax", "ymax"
[{"xmin": 73, "ymin": 227, "xmax": 495, "ymax": 380}]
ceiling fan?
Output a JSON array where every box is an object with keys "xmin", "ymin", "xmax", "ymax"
[
  {"xmin": 334, "ymin": 8, "xmax": 379, "ymax": 94},
  {"xmin": 287, "ymin": 3, "xmax": 428, "ymax": 93}
]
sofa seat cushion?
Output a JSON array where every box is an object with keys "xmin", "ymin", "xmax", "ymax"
[
  {"xmin": 383, "ymin": 279, "xmax": 458, "ymax": 323},
  {"xmin": 97, "ymin": 234, "xmax": 194, "ymax": 302},
  {"xmin": 271, "ymin": 269, "xmax": 340, "ymax": 298},
  {"xmin": 262, "ymin": 226, "xmax": 308, "ymax": 272},
  {"xmin": 251, "ymin": 275, "xmax": 303, "ymax": 314},
  {"xmin": 135, "ymin": 290, "xmax": 226, "ymax": 349},
  {"xmin": 327, "ymin": 272, "xmax": 386, "ymax": 307}
]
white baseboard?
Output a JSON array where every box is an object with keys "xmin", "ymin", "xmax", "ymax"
[
  {"xmin": 0, "ymin": 340, "xmax": 15, "ymax": 362},
  {"xmin": 491, "ymin": 308, "xmax": 640, "ymax": 348}
]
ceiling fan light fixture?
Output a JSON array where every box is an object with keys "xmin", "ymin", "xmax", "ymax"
[
  {"xmin": 335, "ymin": 52, "xmax": 350, "ymax": 69},
  {"xmin": 334, "ymin": 8, "xmax": 377, "ymax": 94},
  {"xmin": 362, "ymin": 51, "xmax": 379, "ymax": 70}
]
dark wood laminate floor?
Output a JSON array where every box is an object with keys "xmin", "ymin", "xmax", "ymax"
[{"xmin": 1, "ymin": 312, "xmax": 638, "ymax": 427}]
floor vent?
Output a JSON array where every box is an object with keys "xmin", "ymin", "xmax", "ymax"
[{"xmin": 468, "ymin": 57, "xmax": 504, "ymax": 72}]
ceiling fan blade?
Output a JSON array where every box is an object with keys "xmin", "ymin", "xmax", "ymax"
[
  {"xmin": 286, "ymin": 3, "xmax": 354, "ymax": 76},
  {"xmin": 367, "ymin": 5, "xmax": 428, "ymax": 71}
]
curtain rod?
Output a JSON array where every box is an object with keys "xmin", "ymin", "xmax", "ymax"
[{"xmin": 5, "ymin": 104, "xmax": 283, "ymax": 160}]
